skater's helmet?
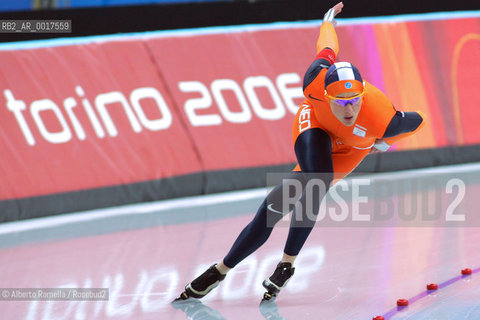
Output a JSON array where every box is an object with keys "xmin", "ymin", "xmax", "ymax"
[{"xmin": 324, "ymin": 62, "xmax": 365, "ymax": 99}]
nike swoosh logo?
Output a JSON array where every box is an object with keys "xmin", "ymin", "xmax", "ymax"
[
  {"xmin": 267, "ymin": 203, "xmax": 284, "ymax": 215},
  {"xmin": 308, "ymin": 94, "xmax": 324, "ymax": 102}
]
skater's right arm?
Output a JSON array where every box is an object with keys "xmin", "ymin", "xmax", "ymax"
[
  {"xmin": 303, "ymin": 2, "xmax": 343, "ymax": 96},
  {"xmin": 293, "ymin": 3, "xmax": 342, "ymax": 184},
  {"xmin": 316, "ymin": 2, "xmax": 343, "ymax": 55}
]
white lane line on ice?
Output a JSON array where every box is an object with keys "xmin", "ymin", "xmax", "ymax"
[{"xmin": 0, "ymin": 162, "xmax": 479, "ymax": 235}]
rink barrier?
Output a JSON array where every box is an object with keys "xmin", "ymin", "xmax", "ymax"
[
  {"xmin": 0, "ymin": 13, "xmax": 479, "ymax": 221},
  {"xmin": 1, "ymin": 145, "xmax": 480, "ymax": 223}
]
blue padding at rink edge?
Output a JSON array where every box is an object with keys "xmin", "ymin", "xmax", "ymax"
[
  {"xmin": 0, "ymin": 0, "xmax": 224, "ymax": 11},
  {"xmin": 0, "ymin": 10, "xmax": 479, "ymax": 51},
  {"xmin": 65, "ymin": 0, "xmax": 223, "ymax": 9},
  {"xmin": 0, "ymin": 0, "xmax": 31, "ymax": 12}
]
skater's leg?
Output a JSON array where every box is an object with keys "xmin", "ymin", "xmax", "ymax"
[
  {"xmin": 176, "ymin": 174, "xmax": 302, "ymax": 300},
  {"xmin": 262, "ymin": 173, "xmax": 330, "ymax": 300},
  {"xmin": 223, "ymin": 186, "xmax": 283, "ymax": 268},
  {"xmin": 281, "ymin": 252, "xmax": 296, "ymax": 265},
  {"xmin": 282, "ymin": 148, "xmax": 369, "ymax": 256},
  {"xmin": 215, "ymin": 262, "xmax": 230, "ymax": 275},
  {"xmin": 222, "ymin": 200, "xmax": 274, "ymax": 268},
  {"xmin": 283, "ymin": 176, "xmax": 326, "ymax": 257},
  {"xmin": 223, "ymin": 173, "xmax": 303, "ymax": 267},
  {"xmin": 261, "ymin": 191, "xmax": 319, "ymax": 301}
]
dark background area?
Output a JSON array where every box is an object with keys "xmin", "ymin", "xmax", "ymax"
[{"xmin": 0, "ymin": 0, "xmax": 478, "ymax": 43}]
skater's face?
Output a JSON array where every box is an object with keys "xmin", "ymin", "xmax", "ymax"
[{"xmin": 329, "ymin": 92, "xmax": 362, "ymax": 126}]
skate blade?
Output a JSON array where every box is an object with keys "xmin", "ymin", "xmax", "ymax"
[
  {"xmin": 262, "ymin": 291, "xmax": 277, "ymax": 302},
  {"xmin": 172, "ymin": 291, "xmax": 190, "ymax": 302}
]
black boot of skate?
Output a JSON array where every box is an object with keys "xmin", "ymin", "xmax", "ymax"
[
  {"xmin": 262, "ymin": 262, "xmax": 295, "ymax": 301},
  {"xmin": 176, "ymin": 264, "xmax": 226, "ymax": 300}
]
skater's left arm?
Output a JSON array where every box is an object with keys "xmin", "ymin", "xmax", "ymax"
[{"xmin": 371, "ymin": 111, "xmax": 426, "ymax": 152}]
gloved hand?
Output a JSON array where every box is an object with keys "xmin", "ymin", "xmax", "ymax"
[
  {"xmin": 370, "ymin": 139, "xmax": 391, "ymax": 153},
  {"xmin": 323, "ymin": 2, "xmax": 344, "ymax": 26}
]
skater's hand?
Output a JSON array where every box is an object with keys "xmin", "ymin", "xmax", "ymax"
[
  {"xmin": 332, "ymin": 2, "xmax": 344, "ymax": 16},
  {"xmin": 324, "ymin": 2, "xmax": 344, "ymax": 26},
  {"xmin": 370, "ymin": 139, "xmax": 390, "ymax": 153}
]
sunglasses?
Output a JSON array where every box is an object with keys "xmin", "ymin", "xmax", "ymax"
[
  {"xmin": 325, "ymin": 89, "xmax": 366, "ymax": 106},
  {"xmin": 332, "ymin": 96, "xmax": 362, "ymax": 106}
]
